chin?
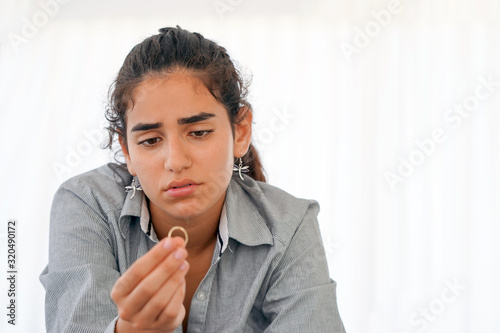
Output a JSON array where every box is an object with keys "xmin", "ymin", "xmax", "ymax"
[{"xmin": 167, "ymin": 200, "xmax": 211, "ymax": 220}]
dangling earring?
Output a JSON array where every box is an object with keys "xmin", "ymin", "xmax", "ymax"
[
  {"xmin": 233, "ymin": 155, "xmax": 249, "ymax": 180},
  {"xmin": 125, "ymin": 178, "xmax": 143, "ymax": 199}
]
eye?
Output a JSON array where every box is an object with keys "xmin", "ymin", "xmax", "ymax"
[
  {"xmin": 138, "ymin": 137, "xmax": 161, "ymax": 147},
  {"xmin": 189, "ymin": 130, "xmax": 214, "ymax": 140}
]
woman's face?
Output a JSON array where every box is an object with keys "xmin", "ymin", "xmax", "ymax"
[{"xmin": 120, "ymin": 72, "xmax": 251, "ymax": 225}]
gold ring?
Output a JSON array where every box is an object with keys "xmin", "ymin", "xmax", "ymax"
[{"xmin": 168, "ymin": 226, "xmax": 189, "ymax": 246}]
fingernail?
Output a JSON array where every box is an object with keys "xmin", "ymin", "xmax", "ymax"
[
  {"xmin": 179, "ymin": 261, "xmax": 188, "ymax": 271},
  {"xmin": 163, "ymin": 238, "xmax": 173, "ymax": 250},
  {"xmin": 174, "ymin": 249, "xmax": 184, "ymax": 260}
]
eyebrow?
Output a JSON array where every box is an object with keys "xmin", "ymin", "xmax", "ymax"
[
  {"xmin": 131, "ymin": 122, "xmax": 163, "ymax": 132},
  {"xmin": 130, "ymin": 112, "xmax": 217, "ymax": 133},
  {"xmin": 178, "ymin": 112, "xmax": 216, "ymax": 125}
]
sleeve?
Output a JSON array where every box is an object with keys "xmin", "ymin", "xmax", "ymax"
[
  {"xmin": 39, "ymin": 181, "xmax": 121, "ymax": 333},
  {"xmin": 262, "ymin": 201, "xmax": 346, "ymax": 333}
]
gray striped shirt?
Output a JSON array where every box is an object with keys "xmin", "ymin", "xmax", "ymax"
[{"xmin": 40, "ymin": 163, "xmax": 345, "ymax": 332}]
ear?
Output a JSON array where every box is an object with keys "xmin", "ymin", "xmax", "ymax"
[
  {"xmin": 119, "ymin": 135, "xmax": 136, "ymax": 176},
  {"xmin": 233, "ymin": 106, "xmax": 253, "ymax": 157}
]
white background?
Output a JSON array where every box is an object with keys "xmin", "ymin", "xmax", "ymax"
[{"xmin": 1, "ymin": 0, "xmax": 499, "ymax": 332}]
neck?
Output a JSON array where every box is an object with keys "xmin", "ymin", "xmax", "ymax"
[{"xmin": 148, "ymin": 196, "xmax": 224, "ymax": 257}]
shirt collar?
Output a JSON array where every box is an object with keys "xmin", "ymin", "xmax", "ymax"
[
  {"xmin": 218, "ymin": 203, "xmax": 229, "ymax": 253},
  {"xmin": 224, "ymin": 175, "xmax": 274, "ymax": 247},
  {"xmin": 118, "ymin": 174, "xmax": 273, "ymax": 247},
  {"xmin": 139, "ymin": 198, "xmax": 159, "ymax": 242}
]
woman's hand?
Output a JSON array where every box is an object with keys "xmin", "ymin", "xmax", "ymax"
[{"xmin": 111, "ymin": 237, "xmax": 189, "ymax": 332}]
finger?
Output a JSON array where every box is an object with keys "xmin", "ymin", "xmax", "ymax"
[
  {"xmin": 133, "ymin": 261, "xmax": 189, "ymax": 329},
  {"xmin": 155, "ymin": 278, "xmax": 187, "ymax": 329},
  {"xmin": 117, "ymin": 247, "xmax": 188, "ymax": 315},
  {"xmin": 111, "ymin": 236, "xmax": 186, "ymax": 299}
]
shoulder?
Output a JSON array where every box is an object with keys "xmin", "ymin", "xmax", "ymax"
[
  {"xmin": 227, "ymin": 175, "xmax": 320, "ymax": 246},
  {"xmin": 54, "ymin": 163, "xmax": 132, "ymax": 214}
]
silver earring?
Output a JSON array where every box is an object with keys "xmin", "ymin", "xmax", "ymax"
[
  {"xmin": 125, "ymin": 178, "xmax": 143, "ymax": 199},
  {"xmin": 233, "ymin": 156, "xmax": 249, "ymax": 180}
]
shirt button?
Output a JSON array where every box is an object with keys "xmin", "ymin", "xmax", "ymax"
[{"xmin": 196, "ymin": 291, "xmax": 206, "ymax": 301}]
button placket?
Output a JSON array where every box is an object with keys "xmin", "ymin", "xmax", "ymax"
[{"xmin": 196, "ymin": 290, "xmax": 207, "ymax": 301}]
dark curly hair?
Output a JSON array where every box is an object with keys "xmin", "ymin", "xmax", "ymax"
[{"xmin": 104, "ymin": 26, "xmax": 266, "ymax": 182}]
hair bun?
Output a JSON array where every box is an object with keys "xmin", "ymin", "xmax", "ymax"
[{"xmin": 159, "ymin": 25, "xmax": 182, "ymax": 34}]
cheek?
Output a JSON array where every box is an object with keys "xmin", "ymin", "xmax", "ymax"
[
  {"xmin": 198, "ymin": 132, "xmax": 234, "ymax": 165},
  {"xmin": 129, "ymin": 146, "xmax": 162, "ymax": 167},
  {"xmin": 200, "ymin": 141, "xmax": 234, "ymax": 188},
  {"xmin": 127, "ymin": 149, "xmax": 162, "ymax": 185},
  {"xmin": 216, "ymin": 147, "xmax": 234, "ymax": 173},
  {"xmin": 202, "ymin": 166, "xmax": 232, "ymax": 202}
]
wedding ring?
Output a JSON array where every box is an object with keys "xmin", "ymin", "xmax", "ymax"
[{"xmin": 168, "ymin": 226, "xmax": 189, "ymax": 246}]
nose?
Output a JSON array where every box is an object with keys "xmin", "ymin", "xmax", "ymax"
[{"xmin": 163, "ymin": 136, "xmax": 192, "ymax": 173}]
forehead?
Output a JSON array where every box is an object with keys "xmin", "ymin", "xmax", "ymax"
[
  {"xmin": 126, "ymin": 72, "xmax": 225, "ymax": 123},
  {"xmin": 131, "ymin": 72, "xmax": 211, "ymax": 106}
]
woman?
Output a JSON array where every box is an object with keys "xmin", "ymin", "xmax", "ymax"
[{"xmin": 40, "ymin": 26, "xmax": 345, "ymax": 333}]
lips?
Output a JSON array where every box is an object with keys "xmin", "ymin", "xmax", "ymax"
[
  {"xmin": 172, "ymin": 184, "xmax": 191, "ymax": 189},
  {"xmin": 165, "ymin": 179, "xmax": 200, "ymax": 198},
  {"xmin": 166, "ymin": 179, "xmax": 199, "ymax": 190}
]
